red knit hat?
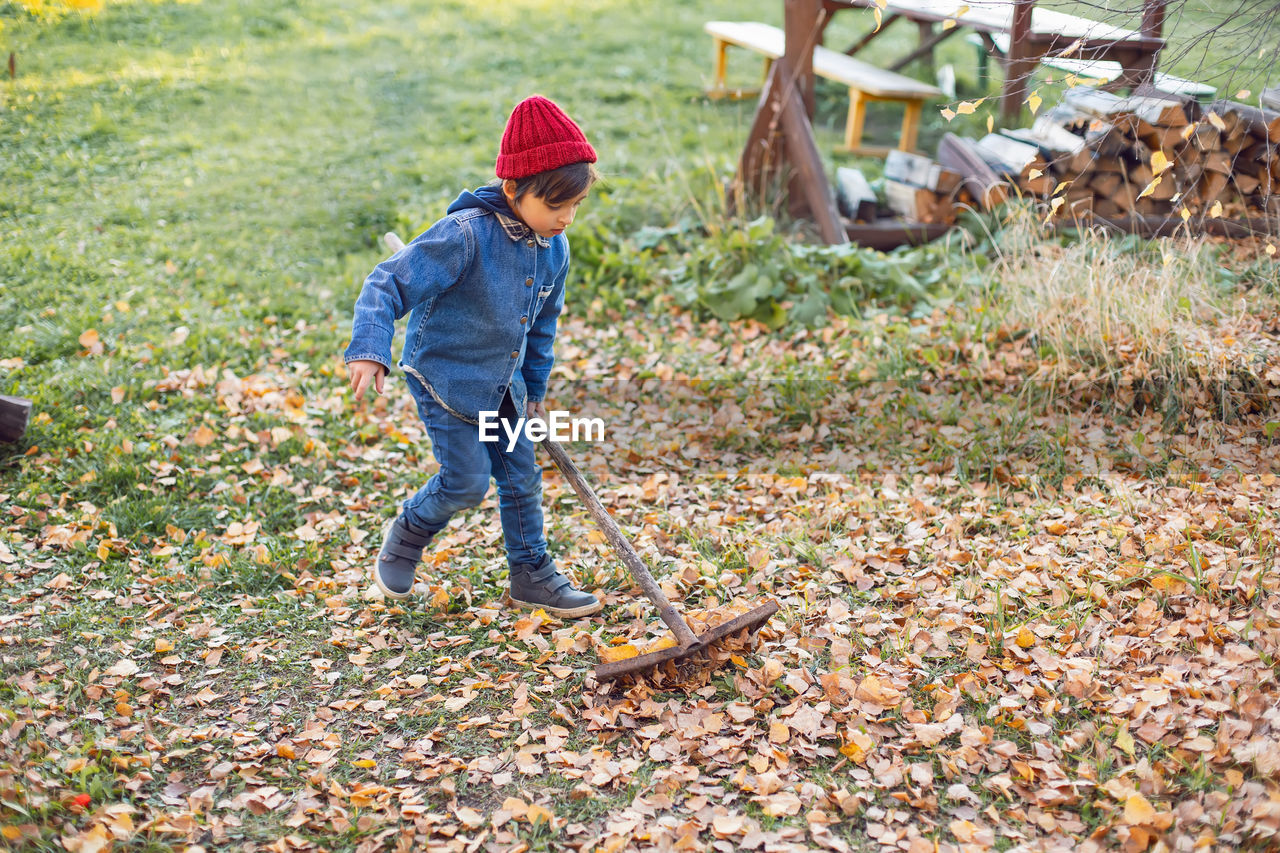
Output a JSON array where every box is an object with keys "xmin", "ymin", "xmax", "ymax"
[{"xmin": 495, "ymin": 95, "xmax": 597, "ymax": 180}]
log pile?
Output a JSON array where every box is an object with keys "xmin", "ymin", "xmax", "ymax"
[
  {"xmin": 836, "ymin": 150, "xmax": 982, "ymax": 229},
  {"xmin": 974, "ymin": 87, "xmax": 1280, "ymax": 222}
]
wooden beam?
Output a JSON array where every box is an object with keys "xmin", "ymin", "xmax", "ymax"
[
  {"xmin": 1001, "ymin": 0, "xmax": 1037, "ymax": 120},
  {"xmin": 843, "ymin": 12, "xmax": 901, "ymax": 57},
  {"xmin": 888, "ymin": 24, "xmax": 964, "ymax": 72},
  {"xmin": 785, "ymin": 0, "xmax": 823, "ymax": 117},
  {"xmin": 777, "ymin": 73, "xmax": 848, "ymax": 244}
]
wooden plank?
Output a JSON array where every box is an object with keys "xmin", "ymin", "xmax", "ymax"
[
  {"xmin": 813, "ymin": 46, "xmax": 942, "ymax": 98},
  {"xmin": 842, "ymin": 218, "xmax": 950, "ymax": 250}
]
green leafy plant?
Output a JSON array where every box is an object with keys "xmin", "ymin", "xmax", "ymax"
[{"xmin": 668, "ymin": 214, "xmax": 974, "ymax": 328}]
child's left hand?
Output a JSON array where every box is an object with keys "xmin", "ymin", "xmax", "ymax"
[{"xmin": 527, "ymin": 401, "xmax": 547, "ymax": 421}]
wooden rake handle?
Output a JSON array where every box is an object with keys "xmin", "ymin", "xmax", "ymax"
[{"xmin": 542, "ymin": 440, "xmax": 700, "ymax": 649}]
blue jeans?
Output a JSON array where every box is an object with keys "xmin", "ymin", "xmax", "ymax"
[{"xmin": 399, "ymin": 388, "xmax": 546, "ymax": 568}]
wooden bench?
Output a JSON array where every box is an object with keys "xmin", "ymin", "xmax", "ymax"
[
  {"xmin": 966, "ymin": 32, "xmax": 1217, "ymax": 101},
  {"xmin": 705, "ymin": 20, "xmax": 943, "ymax": 155}
]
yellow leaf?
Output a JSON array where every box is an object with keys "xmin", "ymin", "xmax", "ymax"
[
  {"xmin": 1236, "ymin": 89, "xmax": 1251, "ymax": 99},
  {"xmin": 1027, "ymin": 168, "xmax": 1043, "ymax": 180},
  {"xmin": 455, "ymin": 806, "xmax": 485, "ymax": 828},
  {"xmin": 769, "ymin": 721, "xmax": 790, "ymax": 743},
  {"xmin": 105, "ymin": 658, "xmax": 139, "ymax": 677},
  {"xmin": 940, "ymin": 107, "xmax": 956, "ymax": 122},
  {"xmin": 1043, "ymin": 520, "xmax": 1068, "ymax": 535},
  {"xmin": 986, "ymin": 114, "xmax": 994, "ymax": 133},
  {"xmin": 96, "ymin": 540, "xmax": 113, "ymax": 560},
  {"xmin": 1016, "ymin": 626, "xmax": 1035, "ymax": 648},
  {"xmin": 1266, "ymin": 244, "xmax": 1276, "ymax": 256},
  {"xmin": 77, "ymin": 824, "xmax": 111, "ymax": 853},
  {"xmin": 873, "ymin": 6, "xmax": 882, "ymax": 31},
  {"xmin": 276, "ymin": 743, "xmax": 296, "ymax": 759},
  {"xmin": 1137, "ymin": 175, "xmax": 1161, "ymax": 199},
  {"xmin": 1205, "ymin": 111, "xmax": 1226, "ymax": 132},
  {"xmin": 599, "ymin": 644, "xmax": 639, "ymax": 663},
  {"xmin": 191, "ymin": 425, "xmax": 216, "ymax": 447},
  {"xmin": 1208, "ymin": 200, "xmax": 1223, "ymax": 218},
  {"xmin": 643, "ymin": 635, "xmax": 679, "ymax": 653},
  {"xmin": 1150, "ymin": 150, "xmax": 1171, "ymax": 174},
  {"xmin": 526, "ymin": 803, "xmax": 553, "ymax": 825},
  {"xmin": 1124, "ymin": 792, "xmax": 1156, "ymax": 825},
  {"xmin": 352, "ymin": 759, "xmax": 376, "ymax": 768},
  {"xmin": 1027, "ymin": 91, "xmax": 1042, "ymax": 115},
  {"xmin": 1179, "ymin": 207, "xmax": 1190, "ymax": 222},
  {"xmin": 1116, "ymin": 725, "xmax": 1135, "ymax": 757},
  {"xmin": 956, "ymin": 98, "xmax": 984, "ymax": 115},
  {"xmin": 78, "ymin": 329, "xmax": 100, "ymax": 348},
  {"xmin": 942, "ymin": 18, "xmax": 956, "ymax": 30}
]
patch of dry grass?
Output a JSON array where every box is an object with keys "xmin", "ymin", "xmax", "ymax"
[{"xmin": 989, "ymin": 216, "xmax": 1280, "ymax": 391}]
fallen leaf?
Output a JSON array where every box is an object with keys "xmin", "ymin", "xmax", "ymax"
[{"xmin": 1123, "ymin": 792, "xmax": 1156, "ymax": 825}]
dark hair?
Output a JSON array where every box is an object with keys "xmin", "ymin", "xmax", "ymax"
[{"xmin": 509, "ymin": 161, "xmax": 600, "ymax": 205}]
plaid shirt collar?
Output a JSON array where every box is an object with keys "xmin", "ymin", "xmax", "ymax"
[{"xmin": 494, "ymin": 211, "xmax": 549, "ymax": 248}]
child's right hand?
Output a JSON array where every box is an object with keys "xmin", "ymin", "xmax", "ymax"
[{"xmin": 347, "ymin": 360, "xmax": 386, "ymax": 401}]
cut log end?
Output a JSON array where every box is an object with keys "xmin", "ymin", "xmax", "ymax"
[{"xmin": 0, "ymin": 396, "xmax": 32, "ymax": 443}]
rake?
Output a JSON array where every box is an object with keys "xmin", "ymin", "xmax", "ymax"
[{"xmin": 543, "ymin": 441, "xmax": 777, "ymax": 682}]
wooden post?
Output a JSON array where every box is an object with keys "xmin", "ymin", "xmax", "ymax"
[
  {"xmin": 733, "ymin": 0, "xmax": 846, "ymax": 245},
  {"xmin": 1140, "ymin": 0, "xmax": 1166, "ymax": 40},
  {"xmin": 0, "ymin": 396, "xmax": 32, "ymax": 443},
  {"xmin": 785, "ymin": 0, "xmax": 821, "ymax": 118},
  {"xmin": 735, "ymin": 61, "xmax": 846, "ymax": 244},
  {"xmin": 916, "ymin": 20, "xmax": 935, "ymax": 76},
  {"xmin": 1000, "ymin": 0, "xmax": 1037, "ymax": 120}
]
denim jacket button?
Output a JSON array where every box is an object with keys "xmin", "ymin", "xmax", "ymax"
[
  {"xmin": 511, "ymin": 351, "xmax": 519, "ymax": 358},
  {"xmin": 525, "ymin": 277, "xmax": 533, "ymax": 287},
  {"xmin": 520, "ymin": 315, "xmax": 527, "ymax": 324},
  {"xmin": 526, "ymin": 239, "xmax": 535, "ymax": 247}
]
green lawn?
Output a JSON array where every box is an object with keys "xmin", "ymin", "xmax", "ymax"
[{"xmin": 2, "ymin": 2, "xmax": 1279, "ymax": 852}]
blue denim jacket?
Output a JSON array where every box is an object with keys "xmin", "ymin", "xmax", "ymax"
[{"xmin": 343, "ymin": 186, "xmax": 568, "ymax": 424}]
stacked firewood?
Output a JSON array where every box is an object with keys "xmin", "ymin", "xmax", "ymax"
[
  {"xmin": 836, "ymin": 150, "xmax": 976, "ymax": 226},
  {"xmin": 967, "ymin": 87, "xmax": 1280, "ymax": 221}
]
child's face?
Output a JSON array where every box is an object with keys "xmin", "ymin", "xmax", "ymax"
[{"xmin": 505, "ymin": 185, "xmax": 589, "ymax": 240}]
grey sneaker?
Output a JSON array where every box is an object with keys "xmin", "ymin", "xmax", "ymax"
[
  {"xmin": 508, "ymin": 554, "xmax": 602, "ymax": 618},
  {"xmin": 373, "ymin": 515, "xmax": 434, "ymax": 600}
]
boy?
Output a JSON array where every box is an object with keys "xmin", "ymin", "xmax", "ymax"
[{"xmin": 344, "ymin": 95, "xmax": 602, "ymax": 618}]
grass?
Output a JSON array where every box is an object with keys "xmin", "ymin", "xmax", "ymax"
[
  {"xmin": 2, "ymin": 1, "xmax": 1280, "ymax": 851},
  {"xmin": 987, "ymin": 211, "xmax": 1280, "ymax": 414}
]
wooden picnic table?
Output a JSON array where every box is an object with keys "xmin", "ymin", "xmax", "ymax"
[
  {"xmin": 833, "ymin": 0, "xmax": 1166, "ymax": 118},
  {"xmin": 732, "ymin": 0, "xmax": 1167, "ymax": 243}
]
